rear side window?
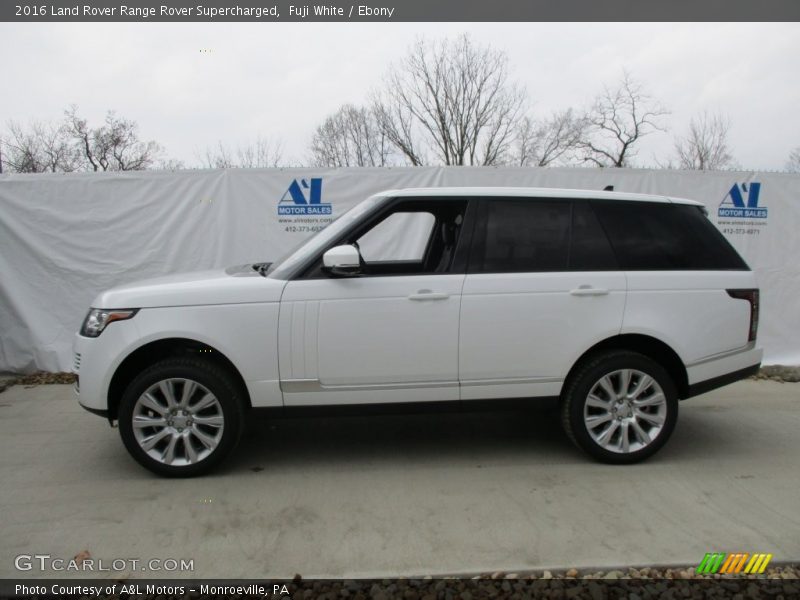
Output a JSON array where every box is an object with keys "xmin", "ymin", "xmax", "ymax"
[
  {"xmin": 592, "ymin": 201, "xmax": 749, "ymax": 270},
  {"xmin": 472, "ymin": 200, "xmax": 571, "ymax": 273},
  {"xmin": 570, "ymin": 201, "xmax": 618, "ymax": 270}
]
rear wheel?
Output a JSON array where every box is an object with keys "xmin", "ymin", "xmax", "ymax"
[
  {"xmin": 118, "ymin": 357, "xmax": 244, "ymax": 477},
  {"xmin": 561, "ymin": 351, "xmax": 678, "ymax": 464}
]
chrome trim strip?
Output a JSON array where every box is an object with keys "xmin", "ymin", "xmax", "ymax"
[
  {"xmin": 685, "ymin": 341, "xmax": 757, "ymax": 368},
  {"xmin": 460, "ymin": 377, "xmax": 562, "ymax": 386},
  {"xmin": 281, "ymin": 379, "xmax": 459, "ymax": 393},
  {"xmin": 281, "ymin": 377, "xmax": 561, "ymax": 393}
]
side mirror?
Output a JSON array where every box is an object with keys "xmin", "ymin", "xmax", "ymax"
[{"xmin": 322, "ymin": 244, "xmax": 361, "ymax": 277}]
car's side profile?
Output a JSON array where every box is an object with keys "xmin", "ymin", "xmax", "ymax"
[{"xmin": 74, "ymin": 187, "xmax": 762, "ymax": 476}]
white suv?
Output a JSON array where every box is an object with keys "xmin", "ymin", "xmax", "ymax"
[{"xmin": 74, "ymin": 188, "xmax": 762, "ymax": 476}]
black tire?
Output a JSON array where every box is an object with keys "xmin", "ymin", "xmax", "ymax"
[
  {"xmin": 118, "ymin": 357, "xmax": 245, "ymax": 477},
  {"xmin": 561, "ymin": 351, "xmax": 678, "ymax": 464}
]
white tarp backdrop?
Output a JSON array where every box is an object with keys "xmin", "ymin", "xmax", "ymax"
[{"xmin": 1, "ymin": 166, "xmax": 798, "ymax": 373}]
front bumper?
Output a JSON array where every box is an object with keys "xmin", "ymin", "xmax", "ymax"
[{"xmin": 72, "ymin": 320, "xmax": 138, "ymax": 414}]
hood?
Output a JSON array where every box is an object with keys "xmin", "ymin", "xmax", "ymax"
[{"xmin": 92, "ymin": 264, "xmax": 287, "ymax": 309}]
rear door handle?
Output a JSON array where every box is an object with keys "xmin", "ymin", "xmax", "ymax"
[
  {"xmin": 570, "ymin": 286, "xmax": 609, "ymax": 297},
  {"xmin": 408, "ymin": 290, "xmax": 450, "ymax": 301}
]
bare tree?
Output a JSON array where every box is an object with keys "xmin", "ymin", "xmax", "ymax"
[
  {"xmin": 374, "ymin": 34, "xmax": 526, "ymax": 166},
  {"xmin": 156, "ymin": 158, "xmax": 186, "ymax": 171},
  {"xmin": 1, "ymin": 121, "xmax": 43, "ymax": 173},
  {"xmin": 199, "ymin": 136, "xmax": 284, "ymax": 169},
  {"xmin": 1, "ymin": 120, "xmax": 80, "ymax": 173},
  {"xmin": 513, "ymin": 109, "xmax": 585, "ymax": 167},
  {"xmin": 673, "ymin": 111, "xmax": 737, "ymax": 170},
  {"xmin": 311, "ymin": 104, "xmax": 392, "ymax": 167},
  {"xmin": 373, "ymin": 100, "xmax": 426, "ymax": 166},
  {"xmin": 786, "ymin": 147, "xmax": 800, "ymax": 173},
  {"xmin": 64, "ymin": 105, "xmax": 163, "ymax": 171},
  {"xmin": 578, "ymin": 71, "xmax": 669, "ymax": 168}
]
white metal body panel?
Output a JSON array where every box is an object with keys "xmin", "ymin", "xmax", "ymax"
[
  {"xmin": 94, "ymin": 267, "xmax": 286, "ymax": 308},
  {"xmin": 74, "ymin": 301, "xmax": 284, "ymax": 411},
  {"xmin": 621, "ymin": 271, "xmax": 757, "ymax": 364},
  {"xmin": 279, "ymin": 275, "xmax": 464, "ymax": 405},
  {"xmin": 459, "ymin": 271, "xmax": 627, "ymax": 399}
]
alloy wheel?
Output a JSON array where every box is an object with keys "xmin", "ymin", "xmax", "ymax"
[
  {"xmin": 583, "ymin": 369, "xmax": 667, "ymax": 454},
  {"xmin": 131, "ymin": 378, "xmax": 225, "ymax": 466}
]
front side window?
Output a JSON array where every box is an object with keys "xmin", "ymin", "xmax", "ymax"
[
  {"xmin": 357, "ymin": 211, "xmax": 436, "ymax": 263},
  {"xmin": 300, "ymin": 198, "xmax": 469, "ymax": 278}
]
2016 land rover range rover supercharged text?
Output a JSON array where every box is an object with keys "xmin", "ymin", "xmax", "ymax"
[{"xmin": 74, "ymin": 187, "xmax": 762, "ymax": 476}]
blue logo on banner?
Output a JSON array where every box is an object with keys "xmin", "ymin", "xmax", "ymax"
[
  {"xmin": 718, "ymin": 182, "xmax": 767, "ymax": 219},
  {"xmin": 278, "ymin": 178, "xmax": 332, "ymax": 215}
]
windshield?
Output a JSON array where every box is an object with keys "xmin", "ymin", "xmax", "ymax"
[{"xmin": 267, "ymin": 194, "xmax": 386, "ymax": 279}]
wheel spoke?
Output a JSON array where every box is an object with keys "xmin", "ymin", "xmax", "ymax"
[
  {"xmin": 179, "ymin": 380, "xmax": 197, "ymax": 408},
  {"xmin": 139, "ymin": 392, "xmax": 167, "ymax": 415},
  {"xmin": 629, "ymin": 374, "xmax": 654, "ymax": 400},
  {"xmin": 633, "ymin": 392, "xmax": 665, "ymax": 408},
  {"xmin": 597, "ymin": 376, "xmax": 616, "ymax": 400},
  {"xmin": 159, "ymin": 381, "xmax": 177, "ymax": 408},
  {"xmin": 193, "ymin": 414, "xmax": 224, "ymax": 427},
  {"xmin": 596, "ymin": 420, "xmax": 620, "ymax": 446},
  {"xmin": 631, "ymin": 420, "xmax": 651, "ymax": 445},
  {"xmin": 585, "ymin": 414, "xmax": 613, "ymax": 429},
  {"xmin": 618, "ymin": 370, "xmax": 632, "ymax": 395},
  {"xmin": 133, "ymin": 415, "xmax": 167, "ymax": 429},
  {"xmin": 191, "ymin": 426, "xmax": 218, "ymax": 450},
  {"xmin": 191, "ymin": 393, "xmax": 217, "ymax": 413},
  {"xmin": 184, "ymin": 437, "xmax": 198, "ymax": 464},
  {"xmin": 140, "ymin": 428, "xmax": 171, "ymax": 451},
  {"xmin": 635, "ymin": 409, "xmax": 665, "ymax": 426},
  {"xmin": 162, "ymin": 434, "xmax": 179, "ymax": 464},
  {"xmin": 586, "ymin": 394, "xmax": 611, "ymax": 410},
  {"xmin": 620, "ymin": 422, "xmax": 630, "ymax": 453}
]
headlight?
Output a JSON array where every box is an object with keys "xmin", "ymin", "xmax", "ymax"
[{"xmin": 80, "ymin": 308, "xmax": 138, "ymax": 337}]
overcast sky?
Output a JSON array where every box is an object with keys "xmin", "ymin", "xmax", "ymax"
[{"xmin": 1, "ymin": 22, "xmax": 798, "ymax": 170}]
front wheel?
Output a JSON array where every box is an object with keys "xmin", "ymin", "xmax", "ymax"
[
  {"xmin": 561, "ymin": 351, "xmax": 678, "ymax": 464},
  {"xmin": 118, "ymin": 358, "xmax": 245, "ymax": 477}
]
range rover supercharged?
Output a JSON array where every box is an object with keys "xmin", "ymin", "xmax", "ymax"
[{"xmin": 74, "ymin": 187, "xmax": 762, "ymax": 476}]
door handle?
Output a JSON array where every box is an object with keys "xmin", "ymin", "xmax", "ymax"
[
  {"xmin": 408, "ymin": 290, "xmax": 450, "ymax": 301},
  {"xmin": 570, "ymin": 286, "xmax": 609, "ymax": 297}
]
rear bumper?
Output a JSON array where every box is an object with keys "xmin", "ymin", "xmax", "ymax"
[{"xmin": 685, "ymin": 362, "xmax": 761, "ymax": 399}]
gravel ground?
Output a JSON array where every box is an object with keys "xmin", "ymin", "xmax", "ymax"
[
  {"xmin": 0, "ymin": 371, "xmax": 76, "ymax": 393},
  {"xmin": 286, "ymin": 565, "xmax": 800, "ymax": 599},
  {"xmin": 36, "ymin": 566, "xmax": 797, "ymax": 600},
  {"xmin": 751, "ymin": 365, "xmax": 800, "ymax": 382}
]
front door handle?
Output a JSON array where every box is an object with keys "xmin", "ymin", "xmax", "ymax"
[
  {"xmin": 570, "ymin": 285, "xmax": 610, "ymax": 297},
  {"xmin": 408, "ymin": 290, "xmax": 450, "ymax": 301}
]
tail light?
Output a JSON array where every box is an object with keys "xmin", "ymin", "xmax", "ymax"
[{"xmin": 727, "ymin": 289, "xmax": 759, "ymax": 342}]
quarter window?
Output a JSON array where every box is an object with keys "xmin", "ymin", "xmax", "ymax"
[{"xmin": 592, "ymin": 201, "xmax": 749, "ymax": 270}]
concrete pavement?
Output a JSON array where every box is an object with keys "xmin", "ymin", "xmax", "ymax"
[{"xmin": 0, "ymin": 380, "xmax": 798, "ymax": 578}]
